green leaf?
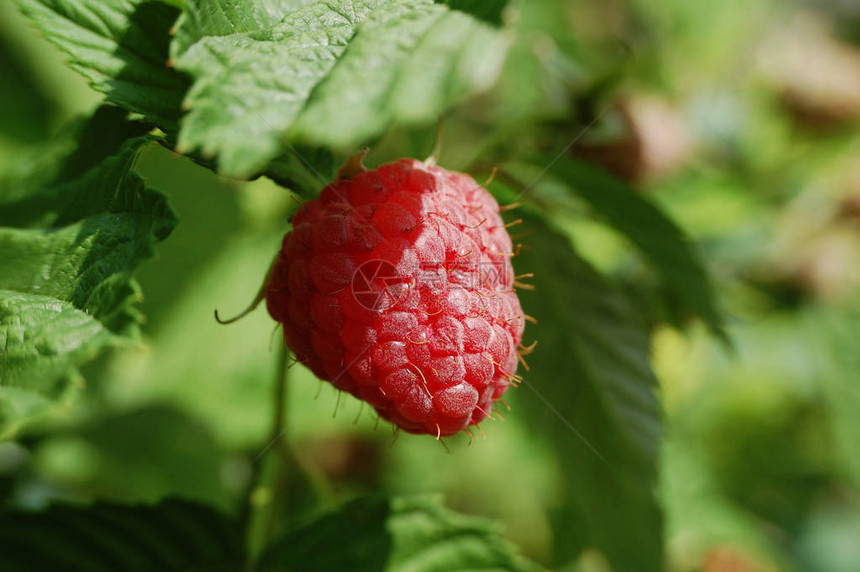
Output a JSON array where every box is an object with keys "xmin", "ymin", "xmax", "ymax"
[
  {"xmin": 256, "ymin": 496, "xmax": 537, "ymax": 571},
  {"xmin": 514, "ymin": 212, "xmax": 663, "ymax": 571},
  {"xmin": 815, "ymin": 306, "xmax": 860, "ymax": 490},
  {"xmin": 174, "ymin": 0, "xmax": 508, "ymax": 178},
  {"xmin": 264, "ymin": 144, "xmax": 339, "ymax": 198},
  {"xmin": 0, "ymin": 28, "xmax": 54, "ymax": 145},
  {"xmin": 0, "ymin": 498, "xmax": 243, "ymax": 572},
  {"xmin": 513, "ymin": 156, "xmax": 726, "ymax": 339},
  {"xmin": 0, "ymin": 108, "xmax": 177, "ymax": 436},
  {"xmin": 171, "ymin": 0, "xmax": 316, "ymax": 57},
  {"xmin": 17, "ymin": 0, "xmax": 189, "ymax": 131},
  {"xmin": 435, "ymin": 0, "xmax": 508, "ymax": 26},
  {"xmin": 72, "ymin": 404, "xmax": 233, "ymax": 509}
]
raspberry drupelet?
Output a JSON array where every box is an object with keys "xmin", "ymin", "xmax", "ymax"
[{"xmin": 265, "ymin": 158, "xmax": 526, "ymax": 437}]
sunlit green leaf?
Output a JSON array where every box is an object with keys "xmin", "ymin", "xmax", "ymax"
[
  {"xmin": 17, "ymin": 0, "xmax": 189, "ymax": 130},
  {"xmin": 171, "ymin": 0, "xmax": 316, "ymax": 57},
  {"xmin": 0, "ymin": 108, "xmax": 176, "ymax": 436},
  {"xmin": 174, "ymin": 0, "xmax": 508, "ymax": 178}
]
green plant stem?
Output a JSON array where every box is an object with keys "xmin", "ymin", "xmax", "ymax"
[
  {"xmin": 242, "ymin": 343, "xmax": 291, "ymax": 559},
  {"xmin": 270, "ymin": 344, "xmax": 290, "ymax": 451}
]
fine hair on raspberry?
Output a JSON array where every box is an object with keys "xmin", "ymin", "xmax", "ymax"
[{"xmin": 265, "ymin": 157, "xmax": 527, "ymax": 438}]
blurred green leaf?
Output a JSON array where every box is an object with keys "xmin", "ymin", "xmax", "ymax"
[
  {"xmin": 492, "ymin": 41, "xmax": 568, "ymax": 126},
  {"xmin": 798, "ymin": 504, "xmax": 860, "ymax": 572},
  {"xmin": 0, "ymin": 498, "xmax": 243, "ymax": 571},
  {"xmin": 662, "ymin": 437, "xmax": 797, "ymax": 572},
  {"xmin": 434, "ymin": 0, "xmax": 508, "ymax": 25},
  {"xmin": 73, "ymin": 405, "xmax": 232, "ymax": 509},
  {"xmin": 515, "ymin": 212, "xmax": 663, "ymax": 571},
  {"xmin": 684, "ymin": 377, "xmax": 832, "ymax": 535},
  {"xmin": 256, "ymin": 496, "xmax": 538, "ymax": 571},
  {"xmin": 0, "ymin": 30, "xmax": 53, "ymax": 144},
  {"xmin": 130, "ymin": 143, "xmax": 246, "ymax": 327},
  {"xmin": 513, "ymin": 156, "xmax": 726, "ymax": 339},
  {"xmin": 0, "ymin": 108, "xmax": 176, "ymax": 437},
  {"xmin": 102, "ymin": 230, "xmax": 283, "ymax": 449},
  {"xmin": 816, "ymin": 306, "xmax": 860, "ymax": 489},
  {"xmin": 17, "ymin": 0, "xmax": 189, "ymax": 131},
  {"xmin": 174, "ymin": 0, "xmax": 507, "ymax": 178}
]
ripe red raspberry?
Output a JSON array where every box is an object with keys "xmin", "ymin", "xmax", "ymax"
[{"xmin": 265, "ymin": 158, "xmax": 526, "ymax": 437}]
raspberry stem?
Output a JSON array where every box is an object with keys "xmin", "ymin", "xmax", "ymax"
[
  {"xmin": 424, "ymin": 115, "xmax": 445, "ymax": 166},
  {"xmin": 271, "ymin": 344, "xmax": 290, "ymax": 446},
  {"xmin": 214, "ymin": 255, "xmax": 277, "ymax": 325},
  {"xmin": 244, "ymin": 343, "xmax": 294, "ymax": 560}
]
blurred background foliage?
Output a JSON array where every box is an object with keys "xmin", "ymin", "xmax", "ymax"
[{"xmin": 2, "ymin": 0, "xmax": 860, "ymax": 570}]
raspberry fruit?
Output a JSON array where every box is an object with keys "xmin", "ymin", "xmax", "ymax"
[{"xmin": 265, "ymin": 157, "xmax": 526, "ymax": 437}]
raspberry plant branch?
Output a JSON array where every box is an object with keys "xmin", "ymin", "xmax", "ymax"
[{"xmin": 243, "ymin": 341, "xmax": 296, "ymax": 560}]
